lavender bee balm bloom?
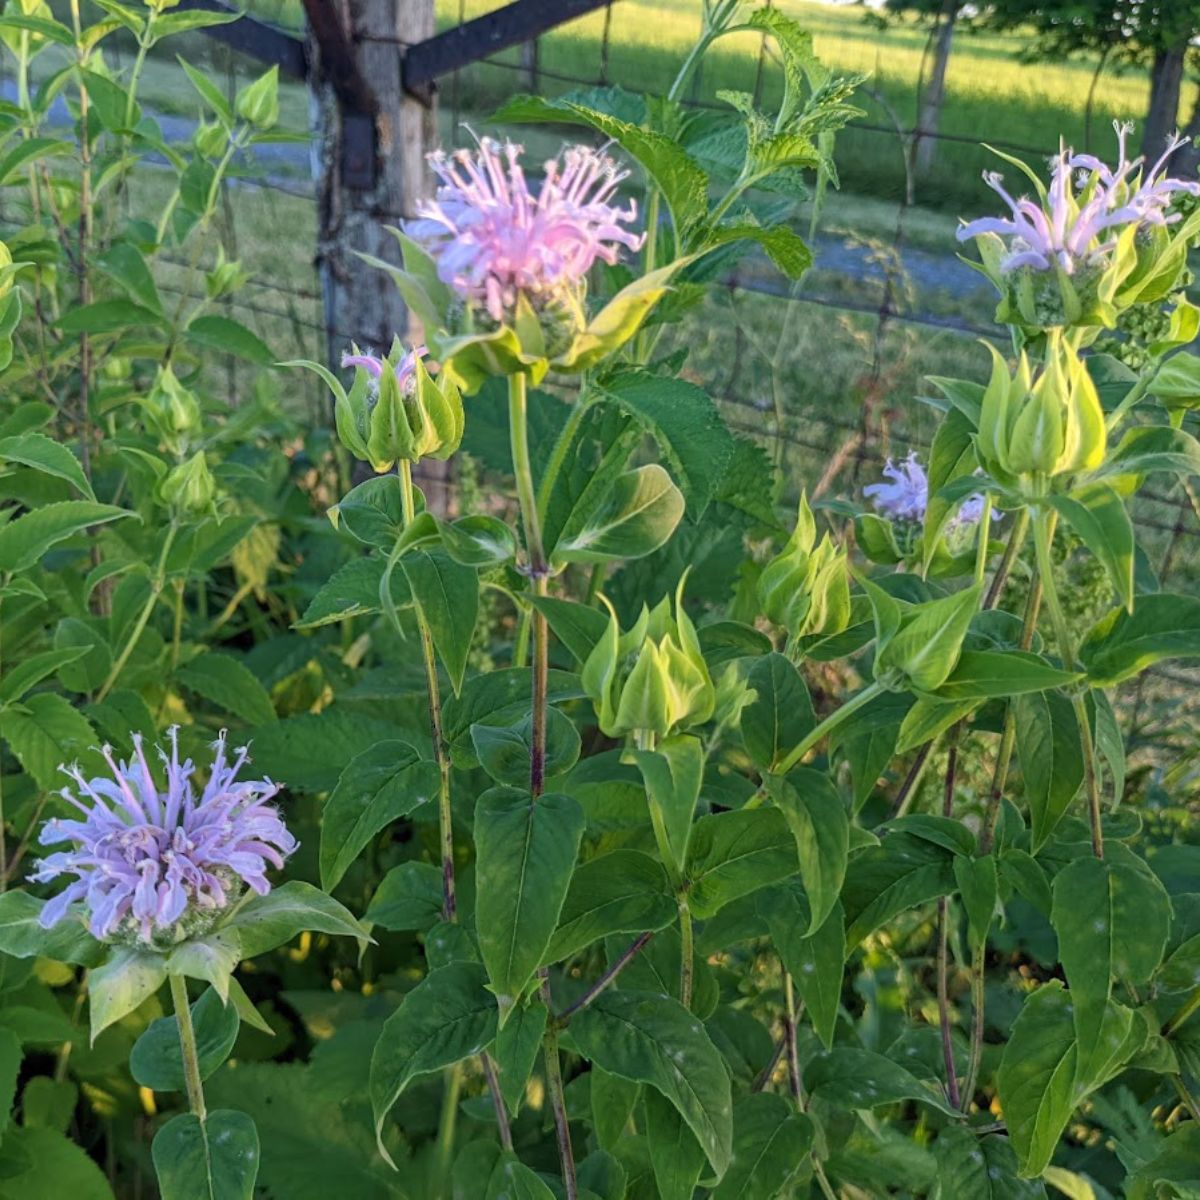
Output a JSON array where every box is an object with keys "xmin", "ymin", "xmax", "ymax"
[
  {"xmin": 31, "ymin": 729, "xmax": 295, "ymax": 949},
  {"xmin": 406, "ymin": 138, "xmax": 645, "ymax": 324}
]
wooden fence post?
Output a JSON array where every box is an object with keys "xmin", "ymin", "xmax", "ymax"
[{"xmin": 306, "ymin": 0, "xmax": 454, "ymax": 512}]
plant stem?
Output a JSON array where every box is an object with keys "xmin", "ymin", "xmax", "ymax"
[
  {"xmin": 983, "ymin": 507, "xmax": 1029, "ymax": 611},
  {"xmin": 973, "ymin": 496, "xmax": 993, "ymax": 588},
  {"xmin": 678, "ymin": 895, "xmax": 695, "ymax": 1010},
  {"xmin": 1033, "ymin": 507, "xmax": 1103, "ymax": 860},
  {"xmin": 97, "ymin": 524, "xmax": 178, "ymax": 702},
  {"xmin": 539, "ymin": 973, "xmax": 578, "ymax": 1200},
  {"xmin": 558, "ymin": 931, "xmax": 654, "ymax": 1021},
  {"xmin": 1165, "ymin": 985, "xmax": 1200, "ymax": 1039},
  {"xmin": 434, "ymin": 1062, "xmax": 462, "ymax": 1189},
  {"xmin": 168, "ymin": 974, "xmax": 206, "ymax": 1122},
  {"xmin": 936, "ymin": 733, "xmax": 962, "ymax": 1109},
  {"xmin": 775, "ymin": 682, "xmax": 884, "ymax": 776},
  {"xmin": 783, "ymin": 972, "xmax": 803, "ymax": 1104},
  {"xmin": 399, "ymin": 460, "xmax": 457, "ymax": 922},
  {"xmin": 508, "ymin": 372, "xmax": 549, "ymax": 797},
  {"xmin": 480, "ymin": 1053, "xmax": 514, "ymax": 1151}
]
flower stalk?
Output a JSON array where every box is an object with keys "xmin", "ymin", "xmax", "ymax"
[{"xmin": 169, "ymin": 974, "xmax": 207, "ymax": 1122}]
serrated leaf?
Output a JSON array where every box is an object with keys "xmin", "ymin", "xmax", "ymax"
[
  {"xmin": 176, "ymin": 653, "xmax": 274, "ymax": 726},
  {"xmin": 224, "ymin": 881, "xmax": 368, "ymax": 959},
  {"xmin": 0, "ymin": 431, "xmax": 93, "ymax": 498},
  {"xmin": 0, "ymin": 501, "xmax": 134, "ymax": 572}
]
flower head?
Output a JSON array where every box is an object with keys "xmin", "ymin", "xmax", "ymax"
[
  {"xmin": 342, "ymin": 344, "xmax": 425, "ymax": 394},
  {"xmin": 957, "ymin": 122, "xmax": 1200, "ymax": 277},
  {"xmin": 30, "ymin": 729, "xmax": 295, "ymax": 949},
  {"xmin": 865, "ymin": 452, "xmax": 992, "ymax": 531},
  {"xmin": 406, "ymin": 137, "xmax": 645, "ymax": 322}
]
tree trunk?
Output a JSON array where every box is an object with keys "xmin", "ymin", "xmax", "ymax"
[
  {"xmin": 915, "ymin": 0, "xmax": 957, "ymax": 174},
  {"xmin": 309, "ymin": 0, "xmax": 453, "ymax": 512},
  {"xmin": 1175, "ymin": 83, "xmax": 1200, "ymax": 179},
  {"xmin": 1141, "ymin": 44, "xmax": 1186, "ymax": 165}
]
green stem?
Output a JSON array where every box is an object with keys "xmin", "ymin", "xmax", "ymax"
[
  {"xmin": 535, "ymin": 391, "xmax": 593, "ymax": 523},
  {"xmin": 509, "ymin": 372, "xmax": 549, "ymax": 797},
  {"xmin": 97, "ymin": 524, "xmax": 178, "ymax": 702},
  {"xmin": 961, "ymin": 942, "xmax": 986, "ymax": 1111},
  {"xmin": 678, "ymin": 896, "xmax": 694, "ymax": 1011},
  {"xmin": 1165, "ymin": 985, "xmax": 1200, "ymax": 1039},
  {"xmin": 168, "ymin": 974, "xmax": 206, "ymax": 1121},
  {"xmin": 399, "ymin": 460, "xmax": 457, "ymax": 922},
  {"xmin": 539, "ymin": 972, "xmax": 578, "ymax": 1199},
  {"xmin": 775, "ymin": 682, "xmax": 883, "ymax": 776},
  {"xmin": 1033, "ymin": 507, "xmax": 1103, "ymax": 860},
  {"xmin": 973, "ymin": 495, "xmax": 993, "ymax": 588},
  {"xmin": 434, "ymin": 1062, "xmax": 462, "ymax": 1189}
]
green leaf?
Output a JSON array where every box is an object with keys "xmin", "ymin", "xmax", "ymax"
[
  {"xmin": 875, "ymin": 585, "xmax": 981, "ymax": 692},
  {"xmin": 741, "ymin": 653, "xmax": 814, "ymax": 772},
  {"xmin": 0, "ymin": 891, "xmax": 100, "ymax": 966},
  {"xmin": 295, "ymin": 555, "xmax": 408, "ymax": 629},
  {"xmin": 56, "ymin": 299, "xmax": 160, "ymax": 334},
  {"xmin": 0, "ymin": 137, "xmax": 73, "ymax": 188},
  {"xmin": 759, "ymin": 883, "xmax": 844, "ymax": 1049},
  {"xmin": 598, "ymin": 369, "xmax": 735, "ymax": 516},
  {"xmin": 842, "ymin": 832, "xmax": 957, "ymax": 948},
  {"xmin": 131, "ymin": 987, "xmax": 239, "ymax": 1091},
  {"xmin": 0, "ymin": 1126, "xmax": 117, "ymax": 1200},
  {"xmin": 95, "ymin": 243, "xmax": 162, "ymax": 314},
  {"xmin": 319, "ymin": 742, "xmax": 440, "ymax": 891},
  {"xmin": 176, "ymin": 654, "xmax": 274, "ymax": 726},
  {"xmin": 185, "ymin": 315, "xmax": 274, "ymax": 365},
  {"xmin": 0, "ymin": 501, "xmax": 134, "ymax": 572},
  {"xmin": 934, "ymin": 1128, "xmax": 1047, "ymax": 1199},
  {"xmin": 492, "ymin": 93, "xmax": 711, "ymax": 235},
  {"xmin": 631, "ymin": 733, "xmax": 704, "ymax": 875},
  {"xmin": 1015, "ymin": 690, "xmax": 1084, "ymax": 852},
  {"xmin": 474, "ymin": 787, "xmax": 584, "ymax": 1014},
  {"xmin": 954, "ymin": 855, "xmax": 998, "ymax": 950},
  {"xmin": 1096, "ymin": 424, "xmax": 1200, "ymax": 480},
  {"xmin": 437, "ymin": 514, "xmax": 517, "ymax": 567},
  {"xmin": 543, "ymin": 849, "xmax": 676, "ymax": 964},
  {"xmin": 686, "ymin": 807, "xmax": 798, "ymax": 919},
  {"xmin": 151, "ymin": 1110, "xmax": 259, "ymax": 1200},
  {"xmin": 493, "ymin": 999, "xmax": 547, "ymax": 1116},
  {"xmin": 932, "ymin": 649, "xmax": 1082, "ymax": 700},
  {"xmin": 710, "ymin": 1093, "xmax": 813, "ymax": 1199},
  {"xmin": 369, "ymin": 961, "xmax": 497, "ymax": 1161},
  {"xmin": 526, "ymin": 595, "xmax": 608, "ymax": 664},
  {"xmin": 1051, "ymin": 852, "xmax": 1170, "ymax": 1077},
  {"xmin": 224, "ymin": 881, "xmax": 368, "ymax": 959},
  {"xmin": 768, "ymin": 768, "xmax": 847, "ymax": 933},
  {"xmin": 0, "ymin": 693, "xmax": 98, "ymax": 792},
  {"xmin": 401, "ymin": 549, "xmax": 479, "ymax": 695},
  {"xmin": 1080, "ymin": 594, "xmax": 1200, "ymax": 685},
  {"xmin": 0, "ymin": 645, "xmax": 90, "ymax": 705},
  {"xmin": 569, "ymin": 990, "xmax": 733, "ymax": 1176},
  {"xmin": 896, "ymin": 695, "xmax": 977, "ymax": 754},
  {"xmin": 644, "ymin": 1087, "xmax": 707, "ymax": 1200},
  {"xmin": 829, "ymin": 690, "xmax": 909, "ymax": 808},
  {"xmin": 0, "ymin": 1026, "xmax": 20, "ymax": 1138},
  {"xmin": 0, "ymin": 431, "xmax": 93, "ymax": 498},
  {"xmin": 366, "ymin": 861, "xmax": 444, "ymax": 932},
  {"xmin": 443, "ymin": 669, "xmax": 584, "ymax": 768},
  {"xmin": 552, "ymin": 464, "xmax": 684, "ymax": 566},
  {"xmin": 591, "ymin": 1067, "xmax": 641, "ymax": 1151},
  {"xmin": 247, "ymin": 710, "xmax": 404, "ymax": 792},
  {"xmin": 806, "ymin": 1047, "xmax": 958, "ymax": 1115},
  {"xmin": 166, "ymin": 933, "xmax": 241, "ymax": 1002},
  {"xmin": 1126, "ymin": 1125, "xmax": 1200, "ymax": 1200},
  {"xmin": 177, "ymin": 55, "xmax": 234, "ymax": 125},
  {"xmin": 998, "ymin": 982, "xmax": 1142, "ymax": 1178},
  {"xmin": 329, "ymin": 476, "xmax": 405, "ymax": 548},
  {"xmin": 89, "ymin": 946, "xmax": 167, "ymax": 1042},
  {"xmin": 1049, "ymin": 483, "xmax": 1134, "ymax": 612},
  {"xmin": 471, "ymin": 707, "xmax": 581, "ymax": 788}
]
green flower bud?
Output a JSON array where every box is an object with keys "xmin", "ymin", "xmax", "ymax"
[
  {"xmin": 757, "ymin": 493, "xmax": 851, "ymax": 640},
  {"xmin": 582, "ymin": 576, "xmax": 714, "ymax": 739},
  {"xmin": 143, "ymin": 366, "xmax": 201, "ymax": 455},
  {"xmin": 336, "ymin": 345, "xmax": 464, "ymax": 472},
  {"xmin": 158, "ymin": 451, "xmax": 217, "ymax": 519},
  {"xmin": 205, "ymin": 251, "xmax": 249, "ymax": 300},
  {"xmin": 235, "ymin": 66, "xmax": 279, "ymax": 130},
  {"xmin": 193, "ymin": 120, "xmax": 227, "ymax": 160}
]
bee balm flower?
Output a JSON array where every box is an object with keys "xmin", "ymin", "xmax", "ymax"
[
  {"xmin": 865, "ymin": 452, "xmax": 993, "ymax": 531},
  {"xmin": 30, "ymin": 729, "xmax": 295, "ymax": 949},
  {"xmin": 405, "ymin": 138, "xmax": 645, "ymax": 324}
]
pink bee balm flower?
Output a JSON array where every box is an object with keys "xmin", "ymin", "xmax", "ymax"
[
  {"xmin": 342, "ymin": 344, "xmax": 426, "ymax": 392},
  {"xmin": 30, "ymin": 729, "xmax": 295, "ymax": 947},
  {"xmin": 957, "ymin": 121, "xmax": 1200, "ymax": 275},
  {"xmin": 405, "ymin": 137, "xmax": 646, "ymax": 322}
]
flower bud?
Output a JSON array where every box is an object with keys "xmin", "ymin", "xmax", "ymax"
[
  {"xmin": 158, "ymin": 451, "xmax": 217, "ymax": 519},
  {"xmin": 235, "ymin": 66, "xmax": 279, "ymax": 129},
  {"xmin": 582, "ymin": 577, "xmax": 714, "ymax": 739},
  {"xmin": 193, "ymin": 120, "xmax": 227, "ymax": 159},
  {"xmin": 142, "ymin": 365, "xmax": 201, "ymax": 455},
  {"xmin": 758, "ymin": 493, "xmax": 851, "ymax": 640},
  {"xmin": 205, "ymin": 251, "xmax": 249, "ymax": 300},
  {"xmin": 337, "ymin": 344, "xmax": 464, "ymax": 471}
]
